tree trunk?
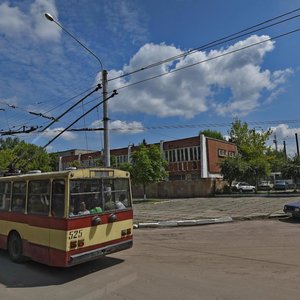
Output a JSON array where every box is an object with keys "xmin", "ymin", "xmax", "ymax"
[{"xmin": 143, "ymin": 183, "xmax": 147, "ymax": 200}]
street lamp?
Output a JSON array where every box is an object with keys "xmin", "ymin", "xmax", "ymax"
[{"xmin": 45, "ymin": 13, "xmax": 110, "ymax": 167}]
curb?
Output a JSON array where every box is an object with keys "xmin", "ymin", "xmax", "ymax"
[{"xmin": 135, "ymin": 216, "xmax": 233, "ymax": 228}]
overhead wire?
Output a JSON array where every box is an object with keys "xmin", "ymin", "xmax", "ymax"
[
  {"xmin": 3, "ymin": 7, "xmax": 300, "ymax": 148},
  {"xmin": 5, "ymin": 26, "xmax": 300, "ymax": 139},
  {"xmin": 42, "ymin": 118, "xmax": 300, "ymax": 133},
  {"xmin": 0, "ymin": 84, "xmax": 98, "ymax": 132},
  {"xmin": 108, "ymin": 8, "xmax": 300, "ymax": 82},
  {"xmin": 111, "ymin": 28, "xmax": 300, "ymax": 93},
  {"xmin": 13, "ymin": 6, "xmax": 300, "ymax": 132}
]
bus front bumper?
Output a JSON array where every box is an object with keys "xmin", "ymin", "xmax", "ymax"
[{"xmin": 69, "ymin": 240, "xmax": 133, "ymax": 266}]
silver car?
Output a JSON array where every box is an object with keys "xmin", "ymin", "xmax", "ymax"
[{"xmin": 232, "ymin": 182, "xmax": 256, "ymax": 193}]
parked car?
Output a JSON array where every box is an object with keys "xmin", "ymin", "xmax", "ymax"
[
  {"xmin": 231, "ymin": 182, "xmax": 256, "ymax": 193},
  {"xmin": 283, "ymin": 202, "xmax": 300, "ymax": 218},
  {"xmin": 274, "ymin": 180, "xmax": 289, "ymax": 190},
  {"xmin": 258, "ymin": 181, "xmax": 273, "ymax": 191}
]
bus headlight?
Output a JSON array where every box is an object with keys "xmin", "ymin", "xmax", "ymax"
[{"xmin": 92, "ymin": 216, "xmax": 102, "ymax": 226}]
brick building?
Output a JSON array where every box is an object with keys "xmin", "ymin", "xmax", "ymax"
[{"xmin": 58, "ymin": 134, "xmax": 237, "ymax": 180}]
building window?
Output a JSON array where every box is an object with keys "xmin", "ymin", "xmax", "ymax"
[
  {"xmin": 194, "ymin": 147, "xmax": 198, "ymax": 161},
  {"xmin": 218, "ymin": 149, "xmax": 227, "ymax": 157},
  {"xmin": 190, "ymin": 148, "xmax": 194, "ymax": 161},
  {"xmin": 228, "ymin": 151, "xmax": 236, "ymax": 157},
  {"xmin": 172, "ymin": 150, "xmax": 176, "ymax": 162},
  {"xmin": 177, "ymin": 149, "xmax": 181, "ymax": 162},
  {"xmin": 185, "ymin": 148, "xmax": 189, "ymax": 161},
  {"xmin": 165, "ymin": 151, "xmax": 169, "ymax": 162}
]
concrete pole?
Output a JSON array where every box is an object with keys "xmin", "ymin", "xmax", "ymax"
[
  {"xmin": 102, "ymin": 70, "xmax": 110, "ymax": 167},
  {"xmin": 283, "ymin": 140, "xmax": 287, "ymax": 159},
  {"xmin": 295, "ymin": 133, "xmax": 299, "ymax": 157}
]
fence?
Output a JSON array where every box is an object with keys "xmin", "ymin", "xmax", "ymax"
[{"xmin": 132, "ymin": 178, "xmax": 225, "ymax": 198}]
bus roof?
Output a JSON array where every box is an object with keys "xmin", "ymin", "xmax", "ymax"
[{"xmin": 0, "ymin": 168, "xmax": 130, "ymax": 181}]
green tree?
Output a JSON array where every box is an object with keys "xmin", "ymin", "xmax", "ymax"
[
  {"xmin": 0, "ymin": 138, "xmax": 53, "ymax": 173},
  {"xmin": 221, "ymin": 120, "xmax": 272, "ymax": 187},
  {"xmin": 200, "ymin": 129, "xmax": 225, "ymax": 141},
  {"xmin": 0, "ymin": 148, "xmax": 15, "ymax": 172},
  {"xmin": 69, "ymin": 160, "xmax": 83, "ymax": 169},
  {"xmin": 0, "ymin": 137, "xmax": 20, "ymax": 150},
  {"xmin": 229, "ymin": 120, "xmax": 272, "ymax": 160},
  {"xmin": 49, "ymin": 152, "xmax": 59, "ymax": 171},
  {"xmin": 120, "ymin": 144, "xmax": 168, "ymax": 200},
  {"xmin": 219, "ymin": 157, "xmax": 246, "ymax": 187},
  {"xmin": 266, "ymin": 149, "xmax": 286, "ymax": 173},
  {"xmin": 281, "ymin": 156, "xmax": 300, "ymax": 191}
]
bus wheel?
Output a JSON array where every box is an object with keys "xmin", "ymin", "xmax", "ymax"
[{"xmin": 8, "ymin": 232, "xmax": 24, "ymax": 263}]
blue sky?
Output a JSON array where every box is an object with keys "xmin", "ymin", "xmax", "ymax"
[{"xmin": 0, "ymin": 0, "xmax": 300, "ymax": 155}]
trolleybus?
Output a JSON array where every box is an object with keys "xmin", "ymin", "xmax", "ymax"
[{"xmin": 0, "ymin": 168, "xmax": 133, "ymax": 267}]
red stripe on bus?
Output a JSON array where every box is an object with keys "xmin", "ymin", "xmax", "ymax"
[
  {"xmin": 0, "ymin": 209, "xmax": 133, "ymax": 231},
  {"xmin": 66, "ymin": 210, "xmax": 133, "ymax": 230}
]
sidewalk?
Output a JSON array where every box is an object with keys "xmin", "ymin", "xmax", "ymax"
[{"xmin": 133, "ymin": 195, "xmax": 297, "ymax": 228}]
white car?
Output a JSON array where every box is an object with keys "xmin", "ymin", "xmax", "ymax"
[
  {"xmin": 231, "ymin": 182, "xmax": 256, "ymax": 193},
  {"xmin": 258, "ymin": 181, "xmax": 273, "ymax": 191}
]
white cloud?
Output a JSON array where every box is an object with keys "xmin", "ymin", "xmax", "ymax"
[
  {"xmin": 0, "ymin": 2, "xmax": 28, "ymax": 36},
  {"xmin": 90, "ymin": 119, "xmax": 144, "ymax": 134},
  {"xmin": 103, "ymin": 35, "xmax": 292, "ymax": 118},
  {"xmin": 30, "ymin": 0, "xmax": 60, "ymax": 41},
  {"xmin": 110, "ymin": 120, "xmax": 144, "ymax": 134},
  {"xmin": 270, "ymin": 124, "xmax": 299, "ymax": 140},
  {"xmin": 268, "ymin": 124, "xmax": 300, "ymax": 156},
  {"xmin": 42, "ymin": 128, "xmax": 77, "ymax": 141},
  {"xmin": 0, "ymin": 0, "xmax": 60, "ymax": 41}
]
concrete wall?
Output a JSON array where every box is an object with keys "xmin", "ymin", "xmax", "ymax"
[{"xmin": 132, "ymin": 179, "xmax": 225, "ymax": 198}]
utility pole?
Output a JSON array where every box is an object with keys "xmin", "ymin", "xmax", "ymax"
[
  {"xmin": 45, "ymin": 13, "xmax": 111, "ymax": 167},
  {"xmin": 295, "ymin": 133, "xmax": 299, "ymax": 157},
  {"xmin": 283, "ymin": 140, "xmax": 287, "ymax": 159},
  {"xmin": 102, "ymin": 70, "xmax": 110, "ymax": 167},
  {"xmin": 273, "ymin": 133, "xmax": 278, "ymax": 151}
]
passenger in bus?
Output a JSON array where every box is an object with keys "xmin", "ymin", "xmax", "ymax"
[
  {"xmin": 69, "ymin": 204, "xmax": 76, "ymax": 217},
  {"xmin": 78, "ymin": 201, "xmax": 90, "ymax": 215},
  {"xmin": 13, "ymin": 197, "xmax": 24, "ymax": 212},
  {"xmin": 116, "ymin": 194, "xmax": 127, "ymax": 210}
]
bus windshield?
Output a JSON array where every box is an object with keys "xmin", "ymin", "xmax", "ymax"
[{"xmin": 69, "ymin": 178, "xmax": 131, "ymax": 217}]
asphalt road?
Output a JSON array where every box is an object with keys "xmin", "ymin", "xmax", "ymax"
[
  {"xmin": 1, "ymin": 219, "xmax": 300, "ymax": 300},
  {"xmin": 133, "ymin": 194, "xmax": 297, "ymax": 223}
]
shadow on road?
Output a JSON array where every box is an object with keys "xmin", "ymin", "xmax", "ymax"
[
  {"xmin": 279, "ymin": 217, "xmax": 300, "ymax": 224},
  {"xmin": 0, "ymin": 249, "xmax": 123, "ymax": 288}
]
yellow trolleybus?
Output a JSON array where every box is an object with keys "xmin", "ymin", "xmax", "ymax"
[{"xmin": 0, "ymin": 168, "xmax": 133, "ymax": 267}]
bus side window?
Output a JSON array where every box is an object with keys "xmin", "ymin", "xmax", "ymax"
[
  {"xmin": 51, "ymin": 180, "xmax": 65, "ymax": 218},
  {"xmin": 12, "ymin": 181, "xmax": 26, "ymax": 213},
  {"xmin": 28, "ymin": 180, "xmax": 50, "ymax": 215},
  {"xmin": 0, "ymin": 182, "xmax": 11, "ymax": 211}
]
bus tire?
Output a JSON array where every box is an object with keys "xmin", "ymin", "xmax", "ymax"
[{"xmin": 8, "ymin": 232, "xmax": 24, "ymax": 263}]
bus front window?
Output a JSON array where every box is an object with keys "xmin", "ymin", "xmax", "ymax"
[
  {"xmin": 69, "ymin": 178, "xmax": 131, "ymax": 217},
  {"xmin": 70, "ymin": 180, "xmax": 103, "ymax": 217}
]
